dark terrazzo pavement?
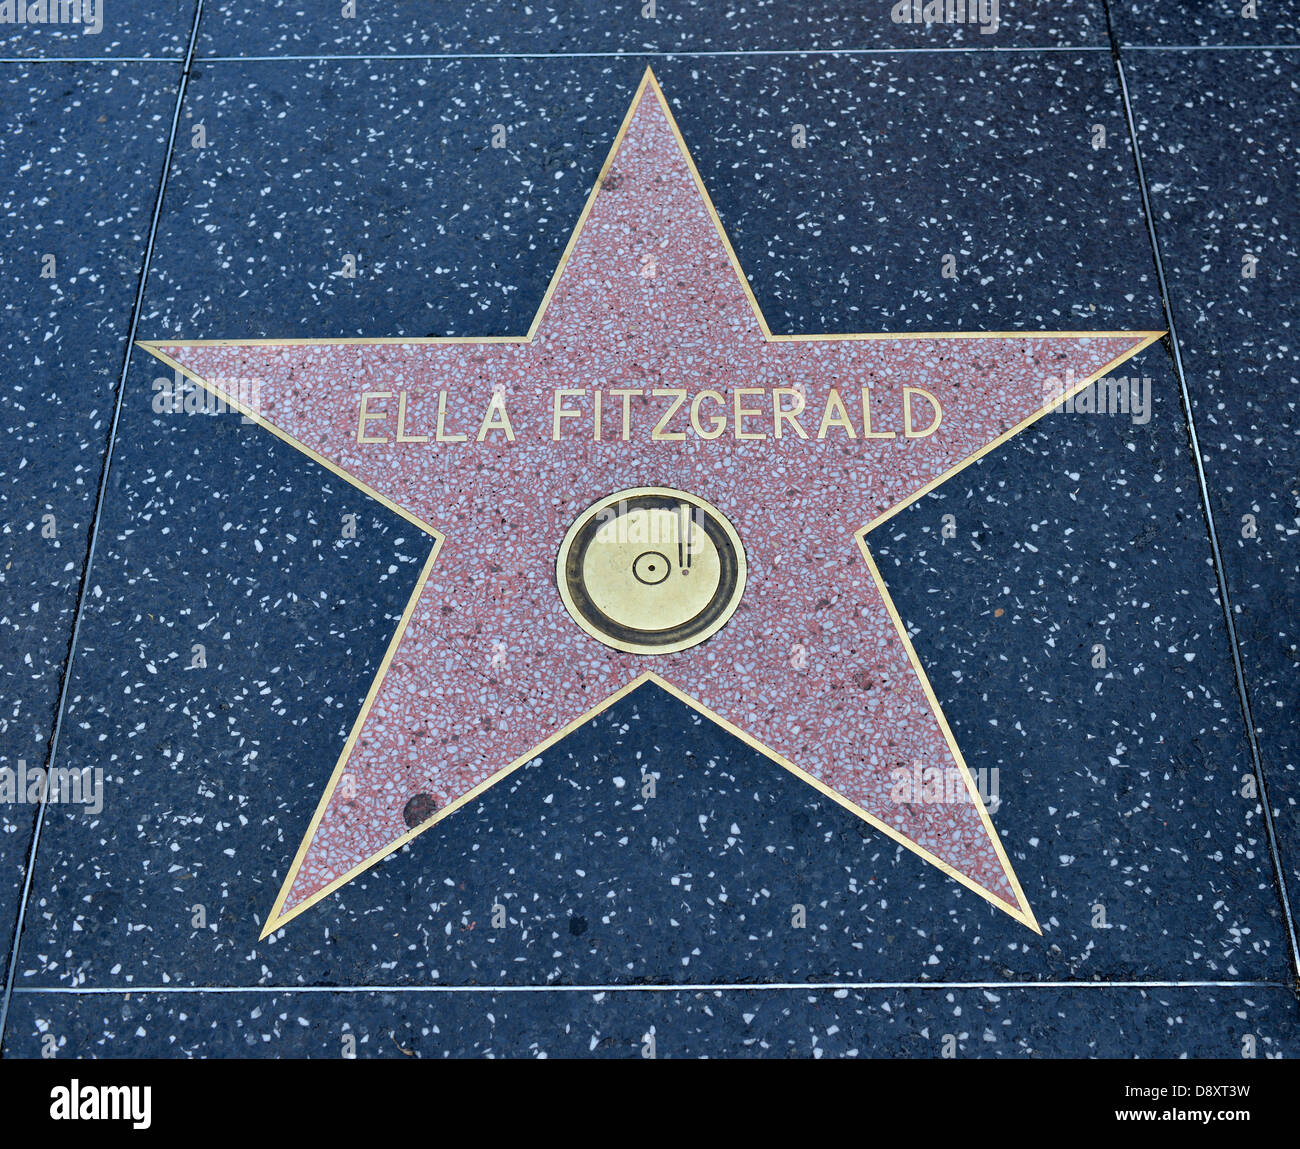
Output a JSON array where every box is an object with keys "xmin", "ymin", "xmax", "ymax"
[
  {"xmin": 4, "ymin": 984, "xmax": 1296, "ymax": 1058},
  {"xmin": 0, "ymin": 63, "xmax": 179, "ymax": 983},
  {"xmin": 1124, "ymin": 49, "xmax": 1300, "ymax": 899},
  {"xmin": 0, "ymin": 0, "xmax": 196, "ymax": 58},
  {"xmin": 0, "ymin": 5, "xmax": 1296, "ymax": 1057},
  {"xmin": 1111, "ymin": 0, "xmax": 1299, "ymax": 47},
  {"xmin": 195, "ymin": 0, "xmax": 1109, "ymax": 58}
]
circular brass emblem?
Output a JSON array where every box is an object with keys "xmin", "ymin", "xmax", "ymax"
[{"xmin": 557, "ymin": 487, "xmax": 746, "ymax": 655}]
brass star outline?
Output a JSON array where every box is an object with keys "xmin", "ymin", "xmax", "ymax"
[{"xmin": 142, "ymin": 69, "xmax": 1163, "ymax": 937}]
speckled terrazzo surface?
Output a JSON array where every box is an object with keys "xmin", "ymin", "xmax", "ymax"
[
  {"xmin": 0, "ymin": 2, "xmax": 196, "ymax": 58},
  {"xmin": 0, "ymin": 4, "xmax": 1296, "ymax": 1058},
  {"xmin": 194, "ymin": 1, "xmax": 1110, "ymax": 56},
  {"xmin": 1111, "ymin": 1, "xmax": 1299, "ymax": 46},
  {"xmin": 0, "ymin": 63, "xmax": 179, "ymax": 984},
  {"xmin": 4, "ymin": 986, "xmax": 1298, "ymax": 1058},
  {"xmin": 1123, "ymin": 49, "xmax": 1300, "ymax": 904}
]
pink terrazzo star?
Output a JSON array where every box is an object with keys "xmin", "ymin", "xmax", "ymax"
[{"xmin": 143, "ymin": 70, "xmax": 1161, "ymax": 936}]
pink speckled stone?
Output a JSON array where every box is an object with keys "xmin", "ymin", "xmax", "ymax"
[{"xmin": 155, "ymin": 79, "xmax": 1152, "ymax": 931}]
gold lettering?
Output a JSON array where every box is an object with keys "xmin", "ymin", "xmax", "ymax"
[
  {"xmin": 734, "ymin": 388, "xmax": 766, "ymax": 441},
  {"xmin": 817, "ymin": 389, "xmax": 857, "ymax": 439},
  {"xmin": 593, "ymin": 389, "xmax": 602, "ymax": 441},
  {"xmin": 436, "ymin": 391, "xmax": 467, "ymax": 443},
  {"xmin": 477, "ymin": 393, "xmax": 516, "ymax": 441},
  {"xmin": 903, "ymin": 387, "xmax": 942, "ymax": 438},
  {"xmin": 396, "ymin": 391, "xmax": 428, "ymax": 443},
  {"xmin": 552, "ymin": 389, "xmax": 584, "ymax": 441},
  {"xmin": 357, "ymin": 391, "xmax": 391, "ymax": 444},
  {"xmin": 609, "ymin": 388, "xmax": 641, "ymax": 441},
  {"xmin": 690, "ymin": 390, "xmax": 726, "ymax": 440},
  {"xmin": 651, "ymin": 389, "xmax": 687, "ymax": 441},
  {"xmin": 773, "ymin": 388, "xmax": 809, "ymax": 439}
]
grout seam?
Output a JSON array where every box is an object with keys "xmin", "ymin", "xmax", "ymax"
[
  {"xmin": 1101, "ymin": 0, "xmax": 1300, "ymax": 991},
  {"xmin": 0, "ymin": 0, "xmax": 207, "ymax": 1055}
]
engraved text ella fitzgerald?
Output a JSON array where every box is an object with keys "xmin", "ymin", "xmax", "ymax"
[{"xmin": 354, "ymin": 385, "xmax": 944, "ymax": 445}]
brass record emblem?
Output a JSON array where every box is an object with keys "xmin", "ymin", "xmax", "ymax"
[{"xmin": 557, "ymin": 487, "xmax": 746, "ymax": 655}]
